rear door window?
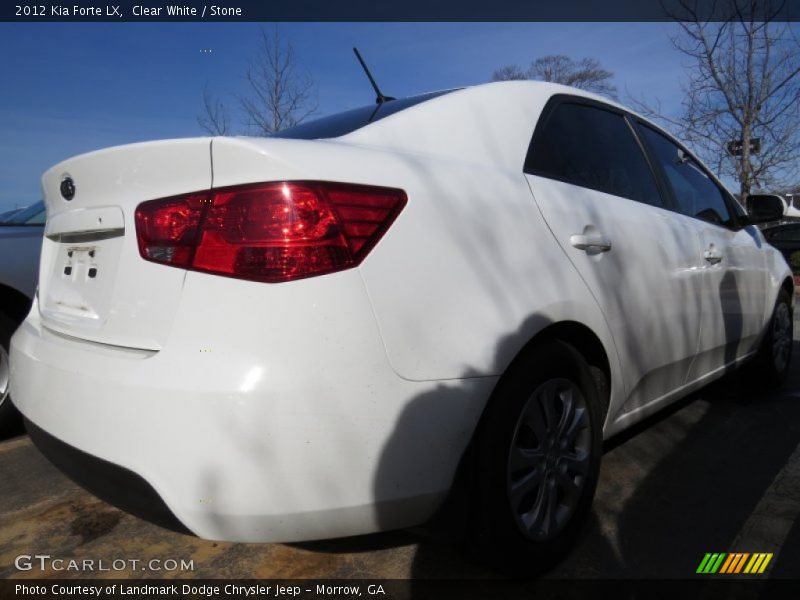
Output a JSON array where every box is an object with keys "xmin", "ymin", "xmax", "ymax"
[
  {"xmin": 525, "ymin": 102, "xmax": 663, "ymax": 208},
  {"xmin": 637, "ymin": 124, "xmax": 734, "ymax": 228}
]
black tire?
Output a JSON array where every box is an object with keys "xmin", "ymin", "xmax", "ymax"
[
  {"xmin": 748, "ymin": 289, "xmax": 793, "ymax": 388},
  {"xmin": 0, "ymin": 310, "xmax": 23, "ymax": 439},
  {"xmin": 471, "ymin": 339, "xmax": 605, "ymax": 576}
]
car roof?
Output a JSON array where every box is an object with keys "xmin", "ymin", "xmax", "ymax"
[
  {"xmin": 234, "ymin": 81, "xmax": 659, "ymax": 174},
  {"xmin": 336, "ymin": 81, "xmax": 636, "ymax": 172}
]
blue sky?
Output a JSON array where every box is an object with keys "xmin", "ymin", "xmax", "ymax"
[{"xmin": 0, "ymin": 22, "xmax": 689, "ymax": 212}]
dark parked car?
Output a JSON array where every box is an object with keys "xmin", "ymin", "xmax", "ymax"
[
  {"xmin": 763, "ymin": 223, "xmax": 800, "ymax": 268},
  {"xmin": 0, "ymin": 200, "xmax": 45, "ymax": 436}
]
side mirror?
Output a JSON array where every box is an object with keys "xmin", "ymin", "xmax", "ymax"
[{"xmin": 744, "ymin": 194, "xmax": 786, "ymax": 225}]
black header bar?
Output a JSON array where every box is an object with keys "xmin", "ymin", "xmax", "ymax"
[{"xmin": 5, "ymin": 0, "xmax": 800, "ymax": 22}]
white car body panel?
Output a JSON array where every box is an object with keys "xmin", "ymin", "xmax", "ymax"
[
  {"xmin": 686, "ymin": 223, "xmax": 769, "ymax": 380},
  {"xmin": 10, "ymin": 81, "xmax": 792, "ymax": 542},
  {"xmin": 13, "ymin": 272, "xmax": 496, "ymax": 541},
  {"xmin": 37, "ymin": 139, "xmax": 212, "ymax": 350}
]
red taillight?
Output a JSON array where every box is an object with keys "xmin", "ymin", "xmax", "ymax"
[{"xmin": 135, "ymin": 182, "xmax": 406, "ymax": 283}]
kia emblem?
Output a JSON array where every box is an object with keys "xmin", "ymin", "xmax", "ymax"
[{"xmin": 60, "ymin": 177, "xmax": 75, "ymax": 201}]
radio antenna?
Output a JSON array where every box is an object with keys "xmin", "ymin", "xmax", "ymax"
[{"xmin": 353, "ymin": 47, "xmax": 395, "ymax": 104}]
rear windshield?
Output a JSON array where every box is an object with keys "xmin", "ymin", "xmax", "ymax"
[
  {"xmin": 273, "ymin": 90, "xmax": 455, "ymax": 140},
  {"xmin": 0, "ymin": 200, "xmax": 45, "ymax": 226}
]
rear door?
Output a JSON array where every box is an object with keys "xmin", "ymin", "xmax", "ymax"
[
  {"xmin": 634, "ymin": 123, "xmax": 768, "ymax": 378},
  {"xmin": 524, "ymin": 97, "xmax": 705, "ymax": 414}
]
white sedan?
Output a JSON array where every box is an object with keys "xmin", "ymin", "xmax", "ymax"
[{"xmin": 10, "ymin": 82, "xmax": 792, "ymax": 574}]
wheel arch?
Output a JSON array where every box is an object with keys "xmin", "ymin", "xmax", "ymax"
[
  {"xmin": 0, "ymin": 282, "xmax": 32, "ymax": 327},
  {"xmin": 781, "ymin": 276, "xmax": 794, "ymax": 304},
  {"xmin": 482, "ymin": 319, "xmax": 613, "ymax": 440},
  {"xmin": 518, "ymin": 321, "xmax": 611, "ymax": 399},
  {"xmin": 432, "ymin": 319, "xmax": 613, "ymax": 533}
]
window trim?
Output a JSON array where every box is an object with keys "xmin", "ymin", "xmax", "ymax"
[{"xmin": 523, "ymin": 94, "xmax": 671, "ymax": 211}]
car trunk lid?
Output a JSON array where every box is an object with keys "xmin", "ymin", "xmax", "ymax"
[{"xmin": 38, "ymin": 138, "xmax": 213, "ymax": 350}]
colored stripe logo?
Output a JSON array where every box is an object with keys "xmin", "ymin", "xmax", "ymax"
[{"xmin": 697, "ymin": 553, "xmax": 773, "ymax": 574}]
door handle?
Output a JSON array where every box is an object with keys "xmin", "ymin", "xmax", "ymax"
[
  {"xmin": 704, "ymin": 247, "xmax": 723, "ymax": 265},
  {"xmin": 570, "ymin": 234, "xmax": 612, "ymax": 253}
]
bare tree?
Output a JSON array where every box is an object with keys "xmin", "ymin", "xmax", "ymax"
[
  {"xmin": 491, "ymin": 64, "xmax": 527, "ymax": 81},
  {"xmin": 631, "ymin": 0, "xmax": 800, "ymax": 197},
  {"xmin": 530, "ymin": 56, "xmax": 617, "ymax": 97},
  {"xmin": 240, "ymin": 27, "xmax": 317, "ymax": 135},
  {"xmin": 197, "ymin": 27, "xmax": 317, "ymax": 136},
  {"xmin": 197, "ymin": 86, "xmax": 231, "ymax": 136},
  {"xmin": 492, "ymin": 54, "xmax": 617, "ymax": 98}
]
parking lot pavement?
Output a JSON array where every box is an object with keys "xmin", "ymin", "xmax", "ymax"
[{"xmin": 2, "ymin": 322, "xmax": 800, "ymax": 580}]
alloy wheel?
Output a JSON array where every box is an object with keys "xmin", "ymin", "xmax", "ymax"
[
  {"xmin": 772, "ymin": 302, "xmax": 793, "ymax": 373},
  {"xmin": 507, "ymin": 378, "xmax": 591, "ymax": 541}
]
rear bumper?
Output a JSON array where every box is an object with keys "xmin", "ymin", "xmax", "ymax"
[
  {"xmin": 10, "ymin": 271, "xmax": 494, "ymax": 542},
  {"xmin": 25, "ymin": 417, "xmax": 190, "ymax": 535}
]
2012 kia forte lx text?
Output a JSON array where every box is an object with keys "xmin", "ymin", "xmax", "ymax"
[{"xmin": 9, "ymin": 82, "xmax": 793, "ymax": 573}]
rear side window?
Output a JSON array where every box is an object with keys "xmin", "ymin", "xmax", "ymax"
[
  {"xmin": 637, "ymin": 125, "xmax": 734, "ymax": 228},
  {"xmin": 525, "ymin": 102, "xmax": 662, "ymax": 207},
  {"xmin": 0, "ymin": 200, "xmax": 45, "ymax": 225}
]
